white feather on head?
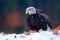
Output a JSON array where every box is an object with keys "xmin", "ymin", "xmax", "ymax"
[{"xmin": 25, "ymin": 7, "xmax": 36, "ymax": 15}]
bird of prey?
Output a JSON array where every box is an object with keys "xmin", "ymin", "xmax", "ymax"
[{"xmin": 25, "ymin": 7, "xmax": 53, "ymax": 31}]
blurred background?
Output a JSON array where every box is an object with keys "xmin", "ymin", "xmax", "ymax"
[{"xmin": 0, "ymin": 0, "xmax": 60, "ymax": 33}]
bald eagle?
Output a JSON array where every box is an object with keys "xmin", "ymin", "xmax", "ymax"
[{"xmin": 25, "ymin": 7, "xmax": 53, "ymax": 31}]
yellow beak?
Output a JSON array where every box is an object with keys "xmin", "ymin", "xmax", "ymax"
[{"xmin": 25, "ymin": 10, "xmax": 28, "ymax": 15}]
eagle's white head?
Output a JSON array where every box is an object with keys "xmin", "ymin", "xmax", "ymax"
[{"xmin": 25, "ymin": 7, "xmax": 36, "ymax": 15}]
